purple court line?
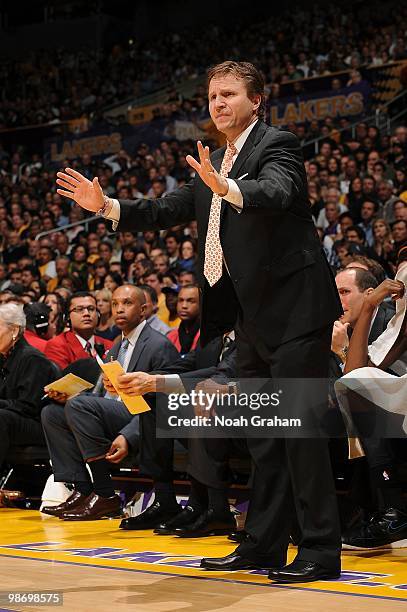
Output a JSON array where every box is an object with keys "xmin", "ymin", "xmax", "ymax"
[{"xmin": 0, "ymin": 552, "xmax": 405, "ymax": 604}]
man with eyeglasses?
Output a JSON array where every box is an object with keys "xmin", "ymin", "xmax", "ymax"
[{"xmin": 45, "ymin": 292, "xmax": 113, "ymax": 371}]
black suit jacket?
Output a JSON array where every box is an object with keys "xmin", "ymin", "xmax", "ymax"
[
  {"xmin": 0, "ymin": 337, "xmax": 57, "ymax": 421},
  {"xmin": 118, "ymin": 121, "xmax": 342, "ymax": 346},
  {"xmin": 158, "ymin": 335, "xmax": 236, "ymax": 391},
  {"xmin": 103, "ymin": 323, "xmax": 179, "ymax": 447}
]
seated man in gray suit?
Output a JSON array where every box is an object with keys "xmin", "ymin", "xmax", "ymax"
[{"xmin": 41, "ymin": 284, "xmax": 178, "ymax": 521}]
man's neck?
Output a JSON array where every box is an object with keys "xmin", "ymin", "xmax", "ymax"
[
  {"xmin": 76, "ymin": 330, "xmax": 94, "ymax": 341},
  {"xmin": 227, "ymin": 116, "xmax": 258, "ymax": 144}
]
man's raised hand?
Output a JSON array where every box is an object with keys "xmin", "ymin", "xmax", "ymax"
[
  {"xmin": 56, "ymin": 168, "xmax": 105, "ymax": 213},
  {"xmin": 186, "ymin": 141, "xmax": 228, "ymax": 196}
]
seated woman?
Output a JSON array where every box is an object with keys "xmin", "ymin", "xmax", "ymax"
[
  {"xmin": 178, "ymin": 238, "xmax": 197, "ymax": 272},
  {"xmin": 0, "ymin": 303, "xmax": 57, "ymax": 506},
  {"xmin": 95, "ymin": 288, "xmax": 120, "ymax": 341},
  {"xmin": 335, "ymin": 246, "xmax": 407, "ymax": 549}
]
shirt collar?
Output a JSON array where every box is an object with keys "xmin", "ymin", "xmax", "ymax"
[
  {"xmin": 75, "ymin": 334, "xmax": 95, "ymax": 349},
  {"xmin": 122, "ymin": 319, "xmax": 147, "ymax": 346},
  {"xmin": 231, "ymin": 119, "xmax": 258, "ymax": 155}
]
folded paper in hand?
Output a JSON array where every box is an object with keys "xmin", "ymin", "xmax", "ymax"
[
  {"xmin": 44, "ymin": 373, "xmax": 94, "ymax": 399},
  {"xmin": 101, "ymin": 360, "xmax": 151, "ymax": 415}
]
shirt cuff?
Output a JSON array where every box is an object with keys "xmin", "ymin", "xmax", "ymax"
[
  {"xmin": 223, "ymin": 179, "xmax": 243, "ymax": 213},
  {"xmin": 103, "ymin": 198, "xmax": 120, "ymax": 230},
  {"xmin": 162, "ymin": 374, "xmax": 185, "ymax": 394}
]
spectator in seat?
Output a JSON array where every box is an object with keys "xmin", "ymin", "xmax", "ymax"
[
  {"xmin": 0, "ymin": 303, "xmax": 56, "ymax": 505},
  {"xmin": 23, "ymin": 302, "xmax": 52, "ymax": 353},
  {"xmin": 95, "ymin": 288, "xmax": 120, "ymax": 342},
  {"xmin": 167, "ymin": 285, "xmax": 200, "ymax": 356},
  {"xmin": 139, "ymin": 284, "xmax": 171, "ymax": 335},
  {"xmin": 45, "ymin": 292, "xmax": 112, "ymax": 370}
]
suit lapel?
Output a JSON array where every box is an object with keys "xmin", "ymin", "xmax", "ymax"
[
  {"xmin": 127, "ymin": 325, "xmax": 150, "ymax": 372},
  {"xmin": 228, "ymin": 120, "xmax": 267, "ymax": 180}
]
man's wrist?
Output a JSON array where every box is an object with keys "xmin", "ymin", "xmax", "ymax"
[
  {"xmin": 216, "ymin": 177, "xmax": 229, "ymax": 197},
  {"xmin": 97, "ymin": 194, "xmax": 113, "ymax": 217}
]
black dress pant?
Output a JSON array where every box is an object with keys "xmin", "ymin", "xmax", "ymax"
[
  {"xmin": 234, "ymin": 319, "xmax": 341, "ymax": 570},
  {"xmin": 0, "ymin": 409, "xmax": 45, "ymax": 468}
]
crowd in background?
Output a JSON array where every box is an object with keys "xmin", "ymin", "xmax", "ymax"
[
  {"xmin": 1, "ymin": 0, "xmax": 406, "ymax": 129},
  {"xmin": 0, "ymin": 117, "xmax": 406, "ymax": 326}
]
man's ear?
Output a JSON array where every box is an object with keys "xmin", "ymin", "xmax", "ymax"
[
  {"xmin": 365, "ymin": 287, "xmax": 375, "ymax": 295},
  {"xmin": 252, "ymin": 94, "xmax": 261, "ymax": 112}
]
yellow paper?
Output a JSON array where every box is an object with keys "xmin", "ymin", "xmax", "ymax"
[
  {"xmin": 44, "ymin": 373, "xmax": 94, "ymax": 399},
  {"xmin": 101, "ymin": 361, "xmax": 151, "ymax": 415}
]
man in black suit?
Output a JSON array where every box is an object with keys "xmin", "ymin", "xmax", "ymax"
[
  {"xmin": 56, "ymin": 61, "xmax": 342, "ymax": 582},
  {"xmin": 41, "ymin": 285, "xmax": 178, "ymax": 521}
]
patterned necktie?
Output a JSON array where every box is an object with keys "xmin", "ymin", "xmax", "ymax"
[
  {"xmin": 117, "ymin": 337, "xmax": 130, "ymax": 367},
  {"xmin": 85, "ymin": 341, "xmax": 94, "ymax": 358},
  {"xmin": 104, "ymin": 337, "xmax": 129, "ymax": 399},
  {"xmin": 204, "ymin": 142, "xmax": 237, "ymax": 286}
]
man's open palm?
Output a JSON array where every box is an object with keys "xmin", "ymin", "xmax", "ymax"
[{"xmin": 56, "ymin": 167, "xmax": 104, "ymax": 212}]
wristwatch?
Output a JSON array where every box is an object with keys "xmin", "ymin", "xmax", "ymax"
[
  {"xmin": 338, "ymin": 345, "xmax": 348, "ymax": 363},
  {"xmin": 227, "ymin": 381, "xmax": 239, "ymax": 395}
]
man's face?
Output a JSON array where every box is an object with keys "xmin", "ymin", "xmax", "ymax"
[
  {"xmin": 377, "ymin": 183, "xmax": 391, "ymax": 202},
  {"xmin": 112, "ymin": 286, "xmax": 146, "ymax": 335},
  {"xmin": 392, "ymin": 221, "xmax": 407, "ymax": 242},
  {"xmin": 8, "ymin": 231, "xmax": 20, "ymax": 246},
  {"xmin": 142, "ymin": 291, "xmax": 156, "ymax": 319},
  {"xmin": 165, "ymin": 237, "xmax": 178, "ymax": 256},
  {"xmin": 69, "ymin": 296, "xmax": 98, "ymax": 336},
  {"xmin": 340, "ymin": 217, "xmax": 353, "ymax": 234},
  {"xmin": 346, "ymin": 229, "xmax": 362, "ymax": 244},
  {"xmin": 56, "ymin": 235, "xmax": 69, "ymax": 253},
  {"xmin": 155, "ymin": 256, "xmax": 169, "ymax": 274},
  {"xmin": 144, "ymin": 274, "xmax": 161, "ymax": 293},
  {"xmin": 361, "ymin": 202, "xmax": 375, "ymax": 221},
  {"xmin": 38, "ymin": 247, "xmax": 52, "ymax": 265},
  {"xmin": 394, "ymin": 203, "xmax": 407, "ymax": 221},
  {"xmin": 335, "ymin": 269, "xmax": 371, "ymax": 326},
  {"xmin": 325, "ymin": 203, "xmax": 338, "ymax": 223},
  {"xmin": 56, "ymin": 259, "xmax": 70, "ymax": 277},
  {"xmin": 208, "ymin": 74, "xmax": 260, "ymax": 141},
  {"xmin": 363, "ymin": 177, "xmax": 375, "ymax": 193},
  {"xmin": 177, "ymin": 287, "xmax": 200, "ymax": 322},
  {"xmin": 178, "ymin": 273, "xmax": 194, "ymax": 287},
  {"xmin": 20, "ymin": 270, "xmax": 34, "ymax": 287}
]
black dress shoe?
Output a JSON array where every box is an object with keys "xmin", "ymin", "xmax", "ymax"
[
  {"xmin": 201, "ymin": 551, "xmax": 280, "ymax": 571},
  {"xmin": 268, "ymin": 559, "xmax": 341, "ymax": 583},
  {"xmin": 119, "ymin": 501, "xmax": 180, "ymax": 530},
  {"xmin": 174, "ymin": 509, "xmax": 235, "ymax": 538},
  {"xmin": 154, "ymin": 505, "xmax": 202, "ymax": 535},
  {"xmin": 228, "ymin": 529, "xmax": 248, "ymax": 543},
  {"xmin": 41, "ymin": 491, "xmax": 87, "ymax": 517}
]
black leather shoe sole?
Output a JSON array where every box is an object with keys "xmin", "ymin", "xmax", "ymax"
[{"xmin": 269, "ymin": 570, "xmax": 341, "ymax": 583}]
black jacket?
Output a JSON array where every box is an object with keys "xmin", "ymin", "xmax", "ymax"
[
  {"xmin": 0, "ymin": 337, "xmax": 57, "ymax": 420},
  {"xmin": 118, "ymin": 121, "xmax": 342, "ymax": 347}
]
